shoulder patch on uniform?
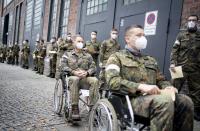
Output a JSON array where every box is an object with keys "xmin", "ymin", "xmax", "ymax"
[
  {"xmin": 106, "ymin": 64, "xmax": 120, "ymax": 72},
  {"xmin": 174, "ymin": 40, "xmax": 180, "ymax": 45}
]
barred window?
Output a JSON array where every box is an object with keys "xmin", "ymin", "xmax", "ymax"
[
  {"xmin": 33, "ymin": 0, "xmax": 43, "ymax": 29},
  {"xmin": 87, "ymin": 0, "xmax": 108, "ymax": 16},
  {"xmin": 49, "ymin": 0, "xmax": 58, "ymax": 39},
  {"xmin": 59, "ymin": 0, "xmax": 70, "ymax": 38},
  {"xmin": 3, "ymin": 0, "xmax": 12, "ymax": 7},
  {"xmin": 123, "ymin": 0, "xmax": 143, "ymax": 5},
  {"xmin": 25, "ymin": 0, "xmax": 34, "ymax": 32}
]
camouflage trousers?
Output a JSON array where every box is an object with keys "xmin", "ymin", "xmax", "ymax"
[
  {"xmin": 131, "ymin": 94, "xmax": 193, "ymax": 131},
  {"xmin": 68, "ymin": 76, "xmax": 99, "ymax": 106},
  {"xmin": 21, "ymin": 54, "xmax": 29, "ymax": 67},
  {"xmin": 174, "ymin": 72, "xmax": 200, "ymax": 109},
  {"xmin": 33, "ymin": 58, "xmax": 38, "ymax": 70},
  {"xmin": 49, "ymin": 57, "xmax": 57, "ymax": 74},
  {"xmin": 13, "ymin": 54, "xmax": 19, "ymax": 65},
  {"xmin": 38, "ymin": 58, "xmax": 44, "ymax": 74}
]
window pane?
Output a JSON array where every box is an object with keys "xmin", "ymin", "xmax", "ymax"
[
  {"xmin": 102, "ymin": 3, "xmax": 107, "ymax": 11},
  {"xmin": 86, "ymin": 0, "xmax": 108, "ymax": 15},
  {"xmin": 91, "ymin": 1, "xmax": 94, "ymax": 7}
]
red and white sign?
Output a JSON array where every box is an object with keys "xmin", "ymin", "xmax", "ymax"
[{"xmin": 144, "ymin": 10, "xmax": 158, "ymax": 36}]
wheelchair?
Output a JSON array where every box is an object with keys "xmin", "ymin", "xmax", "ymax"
[
  {"xmin": 53, "ymin": 71, "xmax": 91, "ymax": 123},
  {"xmin": 89, "ymin": 89, "xmax": 150, "ymax": 131}
]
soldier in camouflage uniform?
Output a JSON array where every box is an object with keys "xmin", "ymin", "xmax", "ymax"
[
  {"xmin": 106, "ymin": 25, "xmax": 193, "ymax": 131},
  {"xmin": 55, "ymin": 37, "xmax": 70, "ymax": 79},
  {"xmin": 48, "ymin": 37, "xmax": 58, "ymax": 78},
  {"xmin": 13, "ymin": 42, "xmax": 20, "ymax": 65},
  {"xmin": 65, "ymin": 33, "xmax": 74, "ymax": 51},
  {"xmin": 21, "ymin": 40, "xmax": 30, "ymax": 69},
  {"xmin": 32, "ymin": 41, "xmax": 40, "ymax": 71},
  {"xmin": 37, "ymin": 39, "xmax": 46, "ymax": 74},
  {"xmin": 7, "ymin": 44, "xmax": 14, "ymax": 64},
  {"xmin": 170, "ymin": 15, "xmax": 200, "ymax": 121},
  {"xmin": 99, "ymin": 28, "xmax": 120, "ymax": 89},
  {"xmin": 61, "ymin": 35, "xmax": 99, "ymax": 120},
  {"xmin": 85, "ymin": 31, "xmax": 100, "ymax": 65},
  {"xmin": 0, "ymin": 43, "xmax": 3, "ymax": 63}
]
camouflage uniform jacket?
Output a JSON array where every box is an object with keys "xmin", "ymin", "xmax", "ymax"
[
  {"xmin": 65, "ymin": 40, "xmax": 74, "ymax": 51},
  {"xmin": 49, "ymin": 43, "xmax": 58, "ymax": 59},
  {"xmin": 170, "ymin": 30, "xmax": 200, "ymax": 73},
  {"xmin": 99, "ymin": 38, "xmax": 120, "ymax": 66},
  {"xmin": 33, "ymin": 47, "xmax": 39, "ymax": 57},
  {"xmin": 106, "ymin": 49, "xmax": 171, "ymax": 96},
  {"xmin": 13, "ymin": 44, "xmax": 20, "ymax": 55},
  {"xmin": 58, "ymin": 41, "xmax": 68, "ymax": 57},
  {"xmin": 38, "ymin": 44, "xmax": 46, "ymax": 59},
  {"xmin": 61, "ymin": 50, "xmax": 96, "ymax": 76},
  {"xmin": 7, "ymin": 47, "xmax": 14, "ymax": 57},
  {"xmin": 21, "ymin": 43, "xmax": 30, "ymax": 55},
  {"xmin": 85, "ymin": 40, "xmax": 100, "ymax": 62}
]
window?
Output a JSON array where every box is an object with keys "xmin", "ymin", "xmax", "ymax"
[
  {"xmin": 59, "ymin": 0, "xmax": 70, "ymax": 37},
  {"xmin": 123, "ymin": 0, "xmax": 143, "ymax": 5},
  {"xmin": 25, "ymin": 0, "xmax": 33, "ymax": 32},
  {"xmin": 33, "ymin": 0, "xmax": 43, "ymax": 29},
  {"xmin": 49, "ymin": 0, "xmax": 58, "ymax": 39},
  {"xmin": 87, "ymin": 0, "xmax": 108, "ymax": 16},
  {"xmin": 3, "ymin": 0, "xmax": 12, "ymax": 7},
  {"xmin": 8, "ymin": 12, "xmax": 13, "ymax": 35}
]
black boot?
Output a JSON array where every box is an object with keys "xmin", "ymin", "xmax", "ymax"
[{"xmin": 194, "ymin": 108, "xmax": 200, "ymax": 121}]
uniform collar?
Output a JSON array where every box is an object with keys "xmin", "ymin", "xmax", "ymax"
[{"xmin": 125, "ymin": 45, "xmax": 142, "ymax": 57}]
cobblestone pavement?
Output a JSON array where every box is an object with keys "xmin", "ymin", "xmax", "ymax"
[
  {"xmin": 0, "ymin": 63, "xmax": 200, "ymax": 131},
  {"xmin": 0, "ymin": 63, "xmax": 88, "ymax": 131}
]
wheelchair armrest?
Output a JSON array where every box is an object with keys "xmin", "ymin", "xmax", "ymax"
[{"xmin": 110, "ymin": 89, "xmax": 129, "ymax": 96}]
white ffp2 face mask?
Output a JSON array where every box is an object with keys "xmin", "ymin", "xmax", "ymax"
[
  {"xmin": 76, "ymin": 42, "xmax": 84, "ymax": 49},
  {"xmin": 135, "ymin": 36, "xmax": 147, "ymax": 50},
  {"xmin": 111, "ymin": 34, "xmax": 118, "ymax": 40},
  {"xmin": 188, "ymin": 21, "xmax": 196, "ymax": 28}
]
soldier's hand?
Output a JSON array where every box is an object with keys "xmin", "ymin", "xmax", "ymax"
[
  {"xmin": 164, "ymin": 86, "xmax": 178, "ymax": 93},
  {"xmin": 170, "ymin": 64, "xmax": 176, "ymax": 73},
  {"xmin": 138, "ymin": 84, "xmax": 161, "ymax": 95},
  {"xmin": 99, "ymin": 63, "xmax": 103, "ymax": 68}
]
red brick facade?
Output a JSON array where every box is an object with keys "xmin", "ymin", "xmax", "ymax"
[{"xmin": 181, "ymin": 0, "xmax": 200, "ymax": 27}]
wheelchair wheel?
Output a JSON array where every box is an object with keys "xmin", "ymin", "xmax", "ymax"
[
  {"xmin": 64, "ymin": 89, "xmax": 72, "ymax": 122},
  {"xmin": 89, "ymin": 99, "xmax": 119, "ymax": 131},
  {"xmin": 53, "ymin": 79, "xmax": 64, "ymax": 115}
]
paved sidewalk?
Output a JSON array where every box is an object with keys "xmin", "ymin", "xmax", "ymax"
[{"xmin": 0, "ymin": 63, "xmax": 88, "ymax": 131}]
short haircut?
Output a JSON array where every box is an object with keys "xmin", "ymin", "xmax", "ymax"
[
  {"xmin": 91, "ymin": 31, "xmax": 97, "ymax": 34},
  {"xmin": 125, "ymin": 25, "xmax": 143, "ymax": 36},
  {"xmin": 25, "ymin": 39, "xmax": 29, "ymax": 42},
  {"xmin": 189, "ymin": 14, "xmax": 199, "ymax": 21},
  {"xmin": 74, "ymin": 34, "xmax": 83, "ymax": 41},
  {"xmin": 111, "ymin": 28, "xmax": 118, "ymax": 32},
  {"xmin": 67, "ymin": 33, "xmax": 72, "ymax": 35}
]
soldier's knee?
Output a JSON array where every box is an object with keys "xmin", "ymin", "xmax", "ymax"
[
  {"xmin": 69, "ymin": 76, "xmax": 80, "ymax": 82},
  {"xmin": 87, "ymin": 77, "xmax": 99, "ymax": 85},
  {"xmin": 176, "ymin": 94, "xmax": 194, "ymax": 111},
  {"xmin": 153, "ymin": 95, "xmax": 174, "ymax": 112}
]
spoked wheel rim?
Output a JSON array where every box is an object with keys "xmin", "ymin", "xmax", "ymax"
[
  {"xmin": 89, "ymin": 99, "xmax": 119, "ymax": 131},
  {"xmin": 64, "ymin": 90, "xmax": 72, "ymax": 122},
  {"xmin": 53, "ymin": 79, "xmax": 63, "ymax": 114}
]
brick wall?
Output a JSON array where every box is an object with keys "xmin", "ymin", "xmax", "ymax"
[
  {"xmin": 42, "ymin": 0, "xmax": 51, "ymax": 41},
  {"xmin": 181, "ymin": 0, "xmax": 200, "ymax": 27},
  {"xmin": 67, "ymin": 0, "xmax": 78, "ymax": 35}
]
